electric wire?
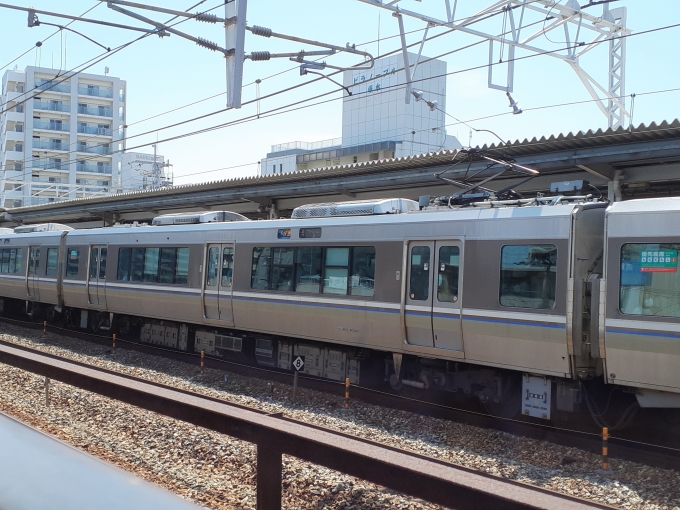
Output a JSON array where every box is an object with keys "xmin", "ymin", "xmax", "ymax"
[
  {"xmin": 0, "ymin": 0, "xmax": 223, "ymax": 114},
  {"xmin": 0, "ymin": 2, "xmax": 102, "ymax": 72},
  {"xmin": 3, "ymin": 14, "xmax": 679, "ymax": 190},
  {"xmin": 0, "ymin": 7, "xmax": 555, "ymax": 176}
]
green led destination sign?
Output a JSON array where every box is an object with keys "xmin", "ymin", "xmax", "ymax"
[{"xmin": 640, "ymin": 250, "xmax": 678, "ymax": 273}]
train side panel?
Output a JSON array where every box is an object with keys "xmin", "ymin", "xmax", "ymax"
[{"xmin": 604, "ymin": 199, "xmax": 680, "ymax": 395}]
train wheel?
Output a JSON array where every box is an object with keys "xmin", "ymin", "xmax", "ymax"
[{"xmin": 484, "ymin": 375, "xmax": 521, "ymax": 419}]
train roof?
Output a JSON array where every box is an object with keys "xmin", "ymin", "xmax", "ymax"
[
  {"xmin": 55, "ymin": 200, "xmax": 596, "ymax": 239},
  {"xmin": 607, "ymin": 197, "xmax": 680, "ymax": 215}
]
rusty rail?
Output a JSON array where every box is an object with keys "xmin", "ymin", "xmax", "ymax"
[{"xmin": 0, "ymin": 342, "xmax": 612, "ymax": 510}]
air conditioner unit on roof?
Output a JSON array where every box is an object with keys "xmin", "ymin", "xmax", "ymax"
[
  {"xmin": 152, "ymin": 211, "xmax": 250, "ymax": 226},
  {"xmin": 291, "ymin": 198, "xmax": 419, "ymax": 219}
]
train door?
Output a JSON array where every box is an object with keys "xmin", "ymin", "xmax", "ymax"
[
  {"xmin": 432, "ymin": 242, "xmax": 463, "ymax": 351},
  {"xmin": 405, "ymin": 242, "xmax": 435, "ymax": 347},
  {"xmin": 26, "ymin": 246, "xmax": 40, "ymax": 300},
  {"xmin": 404, "ymin": 240, "xmax": 464, "ymax": 352},
  {"xmin": 203, "ymin": 244, "xmax": 234, "ymax": 324},
  {"xmin": 87, "ymin": 245, "xmax": 108, "ymax": 307}
]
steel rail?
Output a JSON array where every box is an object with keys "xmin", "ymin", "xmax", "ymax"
[
  {"xmin": 0, "ymin": 339, "xmax": 611, "ymax": 510},
  {"xmin": 0, "ymin": 319, "xmax": 679, "ymax": 472}
]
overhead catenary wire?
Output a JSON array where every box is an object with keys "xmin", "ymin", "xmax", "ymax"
[
  {"xmin": 0, "ymin": 6, "xmax": 560, "ymax": 175},
  {"xmin": 1, "ymin": 0, "xmax": 548, "ymax": 180},
  {"xmin": 4, "ymin": 28, "xmax": 680, "ymax": 184},
  {"xmin": 0, "ymin": 0, "xmax": 221, "ymax": 114},
  {"xmin": 3, "ymin": 12, "xmax": 678, "ymax": 188},
  {"xmin": 0, "ymin": 2, "xmax": 102, "ymax": 72}
]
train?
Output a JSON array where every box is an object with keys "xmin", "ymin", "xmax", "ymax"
[{"xmin": 0, "ymin": 188, "xmax": 679, "ymax": 425}]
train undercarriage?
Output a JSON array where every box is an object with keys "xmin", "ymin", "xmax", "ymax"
[{"xmin": 0, "ymin": 297, "xmax": 661, "ymax": 430}]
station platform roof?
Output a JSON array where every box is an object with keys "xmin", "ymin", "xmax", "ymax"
[{"xmin": 2, "ymin": 120, "xmax": 679, "ymax": 227}]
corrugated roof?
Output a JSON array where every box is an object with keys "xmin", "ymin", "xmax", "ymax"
[{"xmin": 5, "ymin": 119, "xmax": 680, "ymax": 215}]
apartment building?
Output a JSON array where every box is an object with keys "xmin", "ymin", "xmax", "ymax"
[{"xmin": 0, "ymin": 66, "xmax": 126, "ymax": 207}]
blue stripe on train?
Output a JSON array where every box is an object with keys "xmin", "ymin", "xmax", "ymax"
[
  {"xmin": 606, "ymin": 328, "xmax": 680, "ymax": 339},
  {"xmin": 463, "ymin": 316, "xmax": 566, "ymax": 329}
]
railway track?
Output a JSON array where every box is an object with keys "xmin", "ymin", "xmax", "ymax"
[
  {"xmin": 1, "ymin": 315, "xmax": 679, "ymax": 475},
  {"xmin": 0, "ymin": 328, "xmax": 620, "ymax": 510}
]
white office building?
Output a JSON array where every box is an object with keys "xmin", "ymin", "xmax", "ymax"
[
  {"xmin": 0, "ymin": 66, "xmax": 126, "ymax": 207},
  {"xmin": 120, "ymin": 151, "xmax": 171, "ymax": 192},
  {"xmin": 260, "ymin": 53, "xmax": 461, "ymax": 176}
]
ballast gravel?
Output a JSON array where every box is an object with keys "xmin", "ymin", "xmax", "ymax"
[{"xmin": 0, "ymin": 322, "xmax": 679, "ymax": 510}]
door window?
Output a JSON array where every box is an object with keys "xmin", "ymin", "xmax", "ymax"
[
  {"xmin": 207, "ymin": 247, "xmax": 219, "ymax": 287},
  {"xmin": 99, "ymin": 248, "xmax": 107, "ymax": 279},
  {"xmin": 29, "ymin": 248, "xmax": 40, "ymax": 276},
  {"xmin": 437, "ymin": 246, "xmax": 460, "ymax": 303},
  {"xmin": 221, "ymin": 247, "xmax": 234, "ymax": 287},
  {"xmin": 409, "ymin": 246, "xmax": 430, "ymax": 301},
  {"xmin": 89, "ymin": 248, "xmax": 99, "ymax": 278}
]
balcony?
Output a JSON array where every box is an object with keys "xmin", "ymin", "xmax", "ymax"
[
  {"xmin": 77, "ymin": 125, "xmax": 112, "ymax": 136},
  {"xmin": 35, "ymin": 81, "xmax": 71, "ymax": 94},
  {"xmin": 77, "ymin": 163, "xmax": 111, "ymax": 174},
  {"xmin": 33, "ymin": 120, "xmax": 69, "ymax": 132},
  {"xmin": 78, "ymin": 105, "xmax": 112, "ymax": 117},
  {"xmin": 78, "ymin": 86, "xmax": 113, "ymax": 98},
  {"xmin": 32, "ymin": 140, "xmax": 67, "ymax": 151},
  {"xmin": 32, "ymin": 161, "xmax": 66, "ymax": 171},
  {"xmin": 77, "ymin": 144, "xmax": 111, "ymax": 155},
  {"xmin": 34, "ymin": 100, "xmax": 70, "ymax": 112}
]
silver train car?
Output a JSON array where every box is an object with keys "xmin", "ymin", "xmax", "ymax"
[{"xmin": 0, "ymin": 196, "xmax": 679, "ymax": 421}]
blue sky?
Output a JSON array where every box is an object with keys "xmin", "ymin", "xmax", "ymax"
[{"xmin": 1, "ymin": 0, "xmax": 678, "ymax": 184}]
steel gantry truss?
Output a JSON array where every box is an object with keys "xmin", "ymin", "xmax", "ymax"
[{"xmin": 358, "ymin": 0, "xmax": 631, "ymax": 129}]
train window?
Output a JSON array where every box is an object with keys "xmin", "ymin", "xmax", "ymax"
[
  {"xmin": 409, "ymin": 246, "xmax": 430, "ymax": 301},
  {"xmin": 46, "ymin": 248, "xmax": 58, "ymax": 276},
  {"xmin": 119, "ymin": 247, "xmax": 189, "ymax": 285},
  {"xmin": 12, "ymin": 249, "xmax": 21, "ymax": 274},
  {"xmin": 89, "ymin": 249, "xmax": 98, "ymax": 279},
  {"xmin": 499, "ymin": 244, "xmax": 557, "ymax": 309},
  {"xmin": 175, "ymin": 248, "xmax": 189, "ymax": 285},
  {"xmin": 221, "ymin": 247, "xmax": 234, "ymax": 287},
  {"xmin": 251, "ymin": 247, "xmax": 272, "ymax": 290},
  {"xmin": 272, "ymin": 247, "xmax": 294, "ymax": 291},
  {"xmin": 143, "ymin": 248, "xmax": 159, "ymax": 282},
  {"xmin": 99, "ymin": 248, "xmax": 107, "ymax": 279},
  {"xmin": 295, "ymin": 247, "xmax": 322, "ymax": 293},
  {"xmin": 620, "ymin": 243, "xmax": 680, "ymax": 318},
  {"xmin": 437, "ymin": 246, "xmax": 459, "ymax": 303},
  {"xmin": 0, "ymin": 249, "xmax": 21, "ymax": 274},
  {"xmin": 130, "ymin": 248, "xmax": 145, "ymax": 282},
  {"xmin": 117, "ymin": 248, "xmax": 131, "ymax": 280},
  {"xmin": 350, "ymin": 246, "xmax": 375, "ymax": 297},
  {"xmin": 0, "ymin": 249, "xmax": 9, "ymax": 273},
  {"xmin": 324, "ymin": 247, "xmax": 349, "ymax": 295},
  {"xmin": 66, "ymin": 248, "xmax": 79, "ymax": 277},
  {"xmin": 159, "ymin": 248, "xmax": 178, "ymax": 284},
  {"xmin": 207, "ymin": 247, "xmax": 219, "ymax": 287},
  {"xmin": 252, "ymin": 246, "xmax": 377, "ymax": 296}
]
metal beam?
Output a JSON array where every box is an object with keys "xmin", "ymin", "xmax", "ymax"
[{"xmin": 0, "ymin": 2, "xmax": 167, "ymax": 34}]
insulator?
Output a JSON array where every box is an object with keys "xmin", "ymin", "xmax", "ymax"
[
  {"xmin": 195, "ymin": 12, "xmax": 218, "ymax": 23},
  {"xmin": 250, "ymin": 25, "xmax": 272, "ymax": 38},
  {"xmin": 250, "ymin": 51, "xmax": 271, "ymax": 61},
  {"xmin": 196, "ymin": 37, "xmax": 219, "ymax": 52}
]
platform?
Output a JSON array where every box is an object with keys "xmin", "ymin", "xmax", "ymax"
[{"xmin": 0, "ymin": 411, "xmax": 197, "ymax": 510}]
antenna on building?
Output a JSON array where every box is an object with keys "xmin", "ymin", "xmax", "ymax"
[{"xmin": 105, "ymin": 66, "xmax": 109, "ymax": 76}]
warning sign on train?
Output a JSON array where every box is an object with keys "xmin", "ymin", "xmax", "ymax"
[
  {"xmin": 640, "ymin": 250, "xmax": 678, "ymax": 273},
  {"xmin": 292, "ymin": 355, "xmax": 305, "ymax": 372}
]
